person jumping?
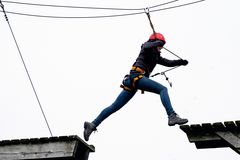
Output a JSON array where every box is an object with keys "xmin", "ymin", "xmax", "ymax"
[{"xmin": 83, "ymin": 32, "xmax": 188, "ymax": 141}]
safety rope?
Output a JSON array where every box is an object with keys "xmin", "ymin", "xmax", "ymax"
[
  {"xmin": 0, "ymin": 0, "xmax": 53, "ymax": 137},
  {"xmin": 145, "ymin": 7, "xmax": 183, "ymax": 60},
  {"xmin": 144, "ymin": 7, "xmax": 185, "ymax": 87},
  {"xmin": 145, "ymin": 7, "xmax": 156, "ymax": 34}
]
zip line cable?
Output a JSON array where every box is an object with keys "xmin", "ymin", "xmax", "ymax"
[
  {"xmin": 0, "ymin": 0, "xmax": 178, "ymax": 18},
  {"xmin": 1, "ymin": 0, "xmax": 179, "ymax": 11},
  {"xmin": 0, "ymin": 0, "xmax": 205, "ymax": 19},
  {"xmin": 0, "ymin": 0, "xmax": 53, "ymax": 137}
]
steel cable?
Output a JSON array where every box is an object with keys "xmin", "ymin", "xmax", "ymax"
[{"xmin": 0, "ymin": 0, "xmax": 205, "ymax": 19}]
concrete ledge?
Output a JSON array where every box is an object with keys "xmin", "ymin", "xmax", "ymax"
[{"xmin": 0, "ymin": 135, "xmax": 94, "ymax": 160}]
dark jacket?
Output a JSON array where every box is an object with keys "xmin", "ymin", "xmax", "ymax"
[{"xmin": 132, "ymin": 40, "xmax": 184, "ymax": 77}]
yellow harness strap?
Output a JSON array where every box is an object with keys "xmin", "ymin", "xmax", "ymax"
[
  {"xmin": 120, "ymin": 66, "xmax": 145, "ymax": 93},
  {"xmin": 132, "ymin": 74, "xmax": 143, "ymax": 88},
  {"xmin": 131, "ymin": 66, "xmax": 145, "ymax": 74}
]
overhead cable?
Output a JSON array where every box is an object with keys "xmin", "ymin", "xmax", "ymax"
[
  {"xmin": 0, "ymin": 0, "xmax": 205, "ymax": 19},
  {"xmin": 1, "ymin": 0, "xmax": 178, "ymax": 10},
  {"xmin": 150, "ymin": 0, "xmax": 205, "ymax": 13}
]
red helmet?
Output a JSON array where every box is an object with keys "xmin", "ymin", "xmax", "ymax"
[{"xmin": 149, "ymin": 33, "xmax": 165, "ymax": 42}]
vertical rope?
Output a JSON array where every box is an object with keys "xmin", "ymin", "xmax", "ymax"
[
  {"xmin": 145, "ymin": 7, "xmax": 156, "ymax": 34},
  {"xmin": 144, "ymin": 7, "xmax": 183, "ymax": 60},
  {"xmin": 0, "ymin": 0, "xmax": 53, "ymax": 137}
]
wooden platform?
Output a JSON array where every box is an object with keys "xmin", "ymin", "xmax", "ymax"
[
  {"xmin": 0, "ymin": 135, "xmax": 94, "ymax": 160},
  {"xmin": 180, "ymin": 120, "xmax": 240, "ymax": 155}
]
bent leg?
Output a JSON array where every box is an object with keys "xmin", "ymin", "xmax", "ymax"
[
  {"xmin": 136, "ymin": 77, "xmax": 175, "ymax": 116},
  {"xmin": 92, "ymin": 90, "xmax": 136, "ymax": 127}
]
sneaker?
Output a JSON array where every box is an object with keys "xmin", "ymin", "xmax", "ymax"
[
  {"xmin": 84, "ymin": 121, "xmax": 97, "ymax": 141},
  {"xmin": 168, "ymin": 113, "xmax": 188, "ymax": 126}
]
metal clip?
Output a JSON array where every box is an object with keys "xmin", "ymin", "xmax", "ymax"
[
  {"xmin": 161, "ymin": 72, "xmax": 172, "ymax": 87},
  {"xmin": 144, "ymin": 7, "xmax": 150, "ymax": 14}
]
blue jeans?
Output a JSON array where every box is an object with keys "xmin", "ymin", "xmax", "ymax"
[{"xmin": 92, "ymin": 76, "xmax": 175, "ymax": 127}]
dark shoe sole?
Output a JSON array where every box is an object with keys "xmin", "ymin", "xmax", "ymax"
[
  {"xmin": 83, "ymin": 122, "xmax": 90, "ymax": 141},
  {"xmin": 168, "ymin": 119, "xmax": 188, "ymax": 126}
]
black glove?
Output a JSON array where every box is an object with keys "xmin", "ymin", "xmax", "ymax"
[{"xmin": 179, "ymin": 59, "xmax": 188, "ymax": 66}]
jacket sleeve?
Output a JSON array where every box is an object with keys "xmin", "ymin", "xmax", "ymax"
[
  {"xmin": 158, "ymin": 56, "xmax": 183, "ymax": 67},
  {"xmin": 142, "ymin": 40, "xmax": 165, "ymax": 49}
]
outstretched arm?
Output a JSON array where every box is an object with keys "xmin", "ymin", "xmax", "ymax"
[{"xmin": 158, "ymin": 56, "xmax": 188, "ymax": 67}]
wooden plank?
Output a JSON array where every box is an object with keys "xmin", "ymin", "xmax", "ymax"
[
  {"xmin": 190, "ymin": 124, "xmax": 203, "ymax": 133},
  {"xmin": 29, "ymin": 138, "xmax": 40, "ymax": 144},
  {"xmin": 19, "ymin": 139, "xmax": 31, "ymax": 145},
  {"xmin": 48, "ymin": 136, "xmax": 60, "ymax": 142},
  {"xmin": 39, "ymin": 137, "xmax": 50, "ymax": 143},
  {"xmin": 187, "ymin": 133, "xmax": 221, "ymax": 143},
  {"xmin": 195, "ymin": 140, "xmax": 229, "ymax": 149},
  {"xmin": 235, "ymin": 121, "xmax": 240, "ymax": 129},
  {"xmin": 0, "ymin": 140, "xmax": 11, "ymax": 146},
  {"xmin": 213, "ymin": 122, "xmax": 226, "ymax": 131},
  {"xmin": 215, "ymin": 131, "xmax": 240, "ymax": 154},
  {"xmin": 179, "ymin": 125, "xmax": 191, "ymax": 133},
  {"xmin": 224, "ymin": 121, "xmax": 237, "ymax": 131},
  {"xmin": 201, "ymin": 123, "xmax": 214, "ymax": 132},
  {"xmin": 215, "ymin": 131, "xmax": 240, "ymax": 148},
  {"xmin": 181, "ymin": 124, "xmax": 221, "ymax": 143}
]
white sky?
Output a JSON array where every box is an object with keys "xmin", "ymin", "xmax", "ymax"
[{"xmin": 0, "ymin": 0, "xmax": 240, "ymax": 159}]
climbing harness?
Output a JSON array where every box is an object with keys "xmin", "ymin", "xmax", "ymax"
[
  {"xmin": 120, "ymin": 66, "xmax": 145, "ymax": 93},
  {"xmin": 144, "ymin": 7, "xmax": 185, "ymax": 87}
]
